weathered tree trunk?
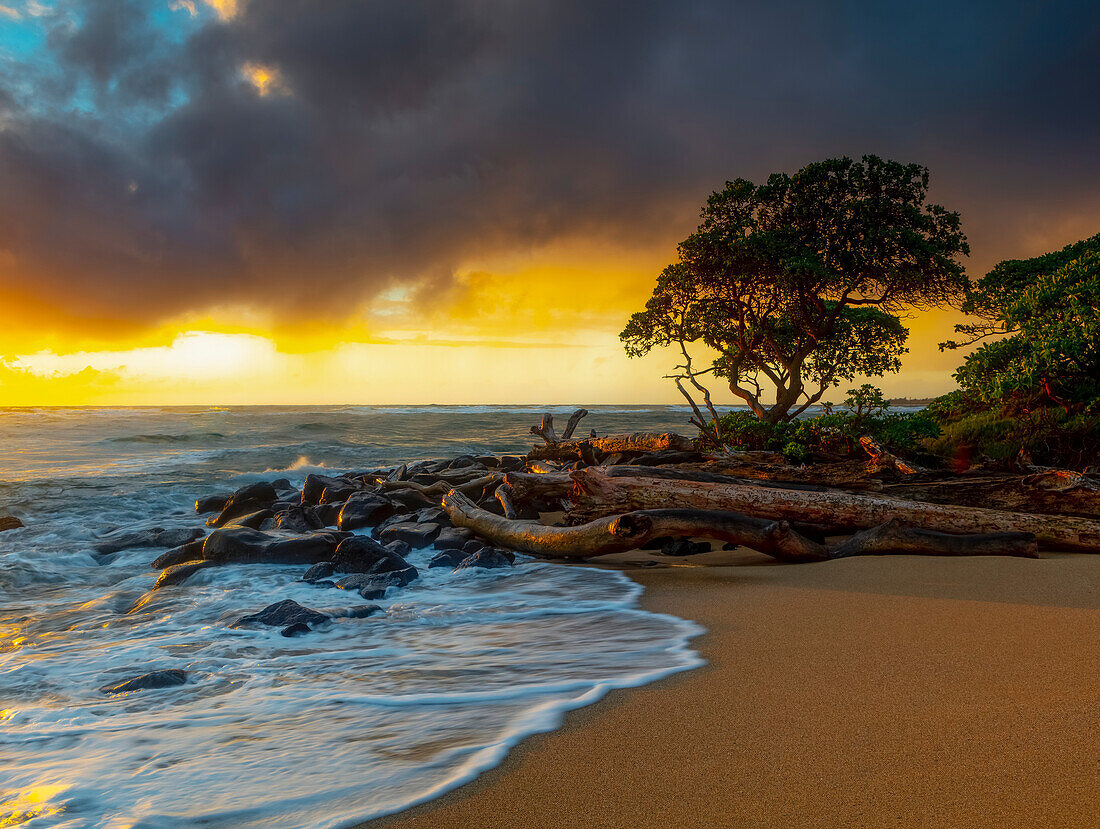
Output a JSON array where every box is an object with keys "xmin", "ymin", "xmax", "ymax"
[
  {"xmin": 859, "ymin": 436, "xmax": 924, "ymax": 475},
  {"xmin": 570, "ymin": 468, "xmax": 1100, "ymax": 551},
  {"xmin": 528, "ymin": 432, "xmax": 696, "ymax": 461},
  {"xmin": 441, "ymin": 491, "xmax": 1039, "ymax": 562}
]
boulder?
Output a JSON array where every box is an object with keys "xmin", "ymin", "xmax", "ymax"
[
  {"xmin": 474, "ymin": 455, "xmax": 501, "ymax": 468},
  {"xmin": 207, "ymin": 482, "xmax": 279, "ymax": 528},
  {"xmin": 312, "ymin": 503, "xmax": 342, "ymax": 527},
  {"xmin": 336, "ymin": 566, "xmax": 417, "ymax": 591},
  {"xmin": 152, "ymin": 538, "xmax": 206, "ymax": 569},
  {"xmin": 462, "ymin": 538, "xmax": 487, "ymax": 555},
  {"xmin": 384, "ymin": 539, "xmax": 413, "ymax": 557},
  {"xmin": 202, "ymin": 528, "xmax": 344, "ymax": 565},
  {"xmin": 270, "ymin": 478, "xmax": 295, "ymax": 494},
  {"xmin": 101, "ymin": 669, "xmax": 187, "ymax": 695},
  {"xmin": 333, "ymin": 603, "xmax": 383, "ymax": 618},
  {"xmin": 195, "ymin": 493, "xmax": 230, "ymax": 514},
  {"xmin": 385, "ymin": 488, "xmax": 434, "ymax": 509},
  {"xmin": 301, "ymin": 474, "xmax": 357, "ymax": 506},
  {"xmin": 455, "ymin": 549, "xmax": 516, "ymax": 570},
  {"xmin": 231, "ymin": 599, "xmax": 329, "ymax": 629},
  {"xmin": 433, "ymin": 527, "xmax": 474, "ymax": 551},
  {"xmin": 412, "ymin": 506, "xmax": 448, "ymax": 525},
  {"xmin": 302, "ymin": 562, "xmax": 336, "ymax": 582},
  {"xmin": 377, "ymin": 522, "xmax": 441, "ymax": 548},
  {"xmin": 337, "ymin": 492, "xmax": 396, "ymax": 531},
  {"xmin": 281, "ymin": 623, "xmax": 311, "ymax": 637},
  {"xmin": 332, "ymin": 536, "xmax": 408, "ymax": 574},
  {"xmin": 95, "ymin": 526, "xmax": 204, "ymax": 555},
  {"xmin": 272, "ymin": 506, "xmax": 324, "ymax": 533},
  {"xmin": 223, "ymin": 509, "xmax": 273, "ymax": 530},
  {"xmin": 428, "ymin": 550, "xmax": 467, "ymax": 569},
  {"xmin": 154, "ymin": 560, "xmax": 216, "ymax": 589},
  {"xmin": 0, "ymin": 515, "xmax": 24, "ymax": 532},
  {"xmin": 446, "ymin": 455, "xmax": 480, "ymax": 469}
]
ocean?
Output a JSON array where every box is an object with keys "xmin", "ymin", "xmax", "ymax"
[{"xmin": 0, "ymin": 406, "xmax": 706, "ymax": 828}]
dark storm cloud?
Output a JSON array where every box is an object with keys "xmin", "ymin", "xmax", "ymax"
[{"xmin": 1, "ymin": 0, "xmax": 1098, "ymax": 327}]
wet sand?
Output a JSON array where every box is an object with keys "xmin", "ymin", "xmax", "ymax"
[{"xmin": 368, "ymin": 550, "xmax": 1100, "ymax": 828}]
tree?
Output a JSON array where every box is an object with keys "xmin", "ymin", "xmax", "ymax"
[
  {"xmin": 950, "ymin": 248, "xmax": 1100, "ymax": 412},
  {"xmin": 622, "ymin": 155, "xmax": 969, "ymax": 426}
]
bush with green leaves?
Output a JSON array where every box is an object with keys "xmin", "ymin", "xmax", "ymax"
[{"xmin": 944, "ymin": 235, "xmax": 1100, "ymax": 412}]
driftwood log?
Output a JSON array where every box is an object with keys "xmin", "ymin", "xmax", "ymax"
[
  {"xmin": 528, "ymin": 432, "xmax": 696, "ymax": 462},
  {"xmin": 441, "ymin": 491, "xmax": 1038, "ymax": 562},
  {"xmin": 569, "ymin": 468, "xmax": 1100, "ymax": 551}
]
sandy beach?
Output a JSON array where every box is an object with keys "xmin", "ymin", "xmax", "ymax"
[{"xmin": 370, "ymin": 550, "xmax": 1100, "ymax": 828}]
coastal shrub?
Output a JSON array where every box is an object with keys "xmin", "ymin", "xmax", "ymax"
[
  {"xmin": 714, "ymin": 403, "xmax": 939, "ymax": 463},
  {"xmin": 926, "ymin": 406, "xmax": 1100, "ymax": 468}
]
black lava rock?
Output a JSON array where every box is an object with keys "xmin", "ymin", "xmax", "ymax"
[
  {"xmin": 202, "ymin": 528, "xmax": 344, "ymax": 565},
  {"xmin": 281, "ymin": 623, "xmax": 312, "ymax": 637},
  {"xmin": 428, "ymin": 550, "xmax": 467, "ymax": 569},
  {"xmin": 377, "ymin": 521, "xmax": 441, "ymax": 547},
  {"xmin": 101, "ymin": 669, "xmax": 187, "ymax": 695},
  {"xmin": 154, "ymin": 560, "xmax": 215, "ymax": 590},
  {"xmin": 433, "ymin": 527, "xmax": 474, "ymax": 551},
  {"xmin": 231, "ymin": 599, "xmax": 330, "ymax": 629},
  {"xmin": 302, "ymin": 562, "xmax": 337, "ymax": 582},
  {"xmin": 456, "ymin": 549, "xmax": 515, "ymax": 570},
  {"xmin": 207, "ymin": 482, "xmax": 279, "ymax": 528},
  {"xmin": 337, "ymin": 492, "xmax": 396, "ymax": 531}
]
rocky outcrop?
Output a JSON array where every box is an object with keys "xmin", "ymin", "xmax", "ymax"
[
  {"xmin": 206, "ymin": 482, "xmax": 279, "ymax": 528},
  {"xmin": 230, "ymin": 599, "xmax": 329, "ymax": 629},
  {"xmin": 152, "ymin": 538, "xmax": 206, "ymax": 568},
  {"xmin": 455, "ymin": 549, "xmax": 516, "ymax": 569},
  {"xmin": 301, "ymin": 474, "xmax": 358, "ymax": 506},
  {"xmin": 101, "ymin": 669, "xmax": 187, "ymax": 695},
  {"xmin": 95, "ymin": 526, "xmax": 204, "ymax": 554},
  {"xmin": 202, "ymin": 528, "xmax": 344, "ymax": 565},
  {"xmin": 154, "ymin": 560, "xmax": 216, "ymax": 589},
  {"xmin": 337, "ymin": 492, "xmax": 396, "ymax": 531}
]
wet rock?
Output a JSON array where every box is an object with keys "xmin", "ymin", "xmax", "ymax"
[
  {"xmin": 302, "ymin": 562, "xmax": 336, "ymax": 582},
  {"xmin": 462, "ymin": 539, "xmax": 487, "ymax": 555},
  {"xmin": 202, "ymin": 528, "xmax": 344, "ymax": 565},
  {"xmin": 331, "ymin": 603, "xmax": 383, "ymax": 619},
  {"xmin": 433, "ymin": 527, "xmax": 474, "ymax": 551},
  {"xmin": 455, "ymin": 549, "xmax": 516, "ymax": 570},
  {"xmin": 312, "ymin": 503, "xmax": 342, "ymax": 527},
  {"xmin": 337, "ymin": 566, "xmax": 417, "ymax": 591},
  {"xmin": 337, "ymin": 492, "xmax": 396, "ymax": 531},
  {"xmin": 207, "ymin": 482, "xmax": 279, "ymax": 528},
  {"xmin": 152, "ymin": 538, "xmax": 206, "ymax": 569},
  {"xmin": 371, "ymin": 511, "xmax": 415, "ymax": 536},
  {"xmin": 231, "ymin": 599, "xmax": 329, "ymax": 629},
  {"xmin": 223, "ymin": 509, "xmax": 273, "ymax": 530},
  {"xmin": 412, "ymin": 506, "xmax": 446, "ymax": 524},
  {"xmin": 0, "ymin": 515, "xmax": 24, "ymax": 532},
  {"xmin": 428, "ymin": 549, "xmax": 467, "ymax": 569},
  {"xmin": 499, "ymin": 455, "xmax": 526, "ymax": 471},
  {"xmin": 332, "ymin": 536, "xmax": 406, "ymax": 573},
  {"xmin": 95, "ymin": 526, "xmax": 204, "ymax": 555},
  {"xmin": 154, "ymin": 560, "xmax": 216, "ymax": 589},
  {"xmin": 446, "ymin": 455, "xmax": 480, "ymax": 469},
  {"xmin": 660, "ymin": 538, "xmax": 711, "ymax": 557},
  {"xmin": 358, "ymin": 587, "xmax": 386, "ymax": 600},
  {"xmin": 474, "ymin": 455, "xmax": 501, "ymax": 468},
  {"xmin": 272, "ymin": 506, "xmax": 324, "ymax": 533},
  {"xmin": 378, "ymin": 521, "xmax": 441, "ymax": 547},
  {"xmin": 101, "ymin": 669, "xmax": 187, "ymax": 695},
  {"xmin": 281, "ymin": 622, "xmax": 312, "ymax": 637},
  {"xmin": 270, "ymin": 478, "xmax": 294, "ymax": 494},
  {"xmin": 195, "ymin": 493, "xmax": 230, "ymax": 514},
  {"xmin": 302, "ymin": 474, "xmax": 357, "ymax": 506},
  {"xmin": 385, "ymin": 488, "xmax": 433, "ymax": 509},
  {"xmin": 384, "ymin": 539, "xmax": 413, "ymax": 558}
]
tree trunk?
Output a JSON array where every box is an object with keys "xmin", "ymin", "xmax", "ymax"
[
  {"xmin": 527, "ymin": 432, "xmax": 695, "ymax": 461},
  {"xmin": 441, "ymin": 491, "xmax": 1038, "ymax": 562},
  {"xmin": 569, "ymin": 468, "xmax": 1100, "ymax": 551}
]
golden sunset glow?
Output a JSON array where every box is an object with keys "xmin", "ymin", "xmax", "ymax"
[{"xmin": 242, "ymin": 62, "xmax": 286, "ymax": 97}]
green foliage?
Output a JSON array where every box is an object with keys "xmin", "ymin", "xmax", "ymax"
[
  {"xmin": 714, "ymin": 406, "xmax": 939, "ymax": 463},
  {"xmin": 951, "ymin": 248, "xmax": 1100, "ymax": 411},
  {"xmin": 844, "ymin": 384, "xmax": 889, "ymax": 417},
  {"xmin": 623, "ymin": 155, "xmax": 968, "ymax": 425},
  {"xmin": 926, "ymin": 406, "xmax": 1100, "ymax": 468}
]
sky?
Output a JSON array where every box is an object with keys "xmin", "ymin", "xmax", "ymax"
[{"xmin": 0, "ymin": 0, "xmax": 1098, "ymax": 405}]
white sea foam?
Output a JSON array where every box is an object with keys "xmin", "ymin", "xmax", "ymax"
[{"xmin": 0, "ymin": 407, "xmax": 705, "ymax": 827}]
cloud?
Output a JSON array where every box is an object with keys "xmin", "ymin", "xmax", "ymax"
[{"xmin": 0, "ymin": 0, "xmax": 1098, "ymax": 344}]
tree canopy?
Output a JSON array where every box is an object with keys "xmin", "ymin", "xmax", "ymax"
[
  {"xmin": 949, "ymin": 243, "xmax": 1100, "ymax": 412},
  {"xmin": 622, "ymin": 155, "xmax": 969, "ymax": 425}
]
